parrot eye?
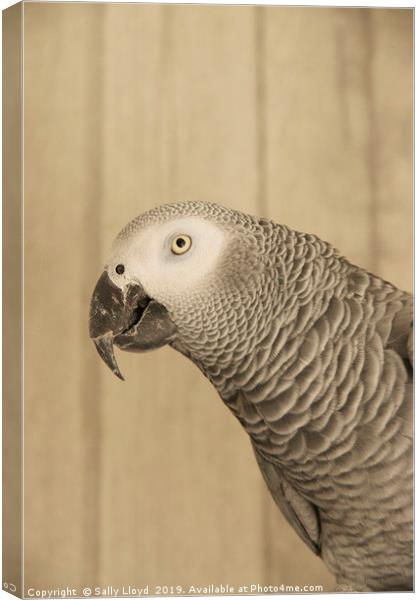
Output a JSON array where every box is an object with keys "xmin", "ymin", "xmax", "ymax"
[
  {"xmin": 115, "ymin": 264, "xmax": 125, "ymax": 275},
  {"xmin": 171, "ymin": 235, "xmax": 192, "ymax": 255}
]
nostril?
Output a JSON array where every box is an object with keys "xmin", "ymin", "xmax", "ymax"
[{"xmin": 116, "ymin": 264, "xmax": 125, "ymax": 275}]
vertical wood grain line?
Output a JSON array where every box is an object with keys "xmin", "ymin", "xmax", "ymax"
[
  {"xmin": 363, "ymin": 10, "xmax": 379, "ymax": 274},
  {"xmin": 255, "ymin": 5, "xmax": 273, "ymax": 583},
  {"xmin": 158, "ymin": 6, "xmax": 178, "ymax": 203},
  {"xmin": 255, "ymin": 6, "xmax": 268, "ymax": 219},
  {"xmin": 79, "ymin": 4, "xmax": 105, "ymax": 583}
]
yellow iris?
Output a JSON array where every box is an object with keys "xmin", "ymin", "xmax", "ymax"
[{"xmin": 171, "ymin": 235, "xmax": 192, "ymax": 255}]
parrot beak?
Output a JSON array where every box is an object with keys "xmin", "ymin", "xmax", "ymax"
[{"xmin": 89, "ymin": 271, "xmax": 177, "ymax": 380}]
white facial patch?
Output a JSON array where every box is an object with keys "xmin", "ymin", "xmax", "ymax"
[{"xmin": 106, "ymin": 216, "xmax": 227, "ymax": 304}]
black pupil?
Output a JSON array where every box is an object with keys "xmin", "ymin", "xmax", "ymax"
[
  {"xmin": 116, "ymin": 264, "xmax": 125, "ymax": 275},
  {"xmin": 176, "ymin": 237, "xmax": 186, "ymax": 248}
]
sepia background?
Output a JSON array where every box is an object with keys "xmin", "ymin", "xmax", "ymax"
[{"xmin": 15, "ymin": 1, "xmax": 415, "ymax": 594}]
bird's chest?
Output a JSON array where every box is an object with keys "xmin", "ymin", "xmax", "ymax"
[
  {"xmin": 224, "ymin": 374, "xmax": 336, "ymax": 464},
  {"xmin": 225, "ymin": 363, "xmax": 412, "ymax": 518},
  {"xmin": 224, "ymin": 390, "xmax": 275, "ymax": 446},
  {"xmin": 223, "ymin": 387, "xmax": 317, "ymax": 479}
]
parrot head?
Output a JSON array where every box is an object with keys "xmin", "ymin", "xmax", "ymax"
[{"xmin": 89, "ymin": 201, "xmax": 273, "ymax": 381}]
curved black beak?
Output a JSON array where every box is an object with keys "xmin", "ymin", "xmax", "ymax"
[{"xmin": 89, "ymin": 271, "xmax": 177, "ymax": 380}]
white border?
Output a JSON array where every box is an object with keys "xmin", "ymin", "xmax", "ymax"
[{"xmin": 0, "ymin": 2, "xmax": 415, "ymax": 600}]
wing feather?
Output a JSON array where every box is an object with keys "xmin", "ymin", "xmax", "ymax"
[{"xmin": 253, "ymin": 444, "xmax": 321, "ymax": 556}]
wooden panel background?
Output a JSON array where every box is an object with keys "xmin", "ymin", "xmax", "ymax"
[{"xmin": 23, "ymin": 3, "xmax": 412, "ymax": 594}]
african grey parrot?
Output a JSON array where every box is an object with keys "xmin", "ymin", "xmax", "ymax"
[{"xmin": 89, "ymin": 201, "xmax": 413, "ymax": 591}]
